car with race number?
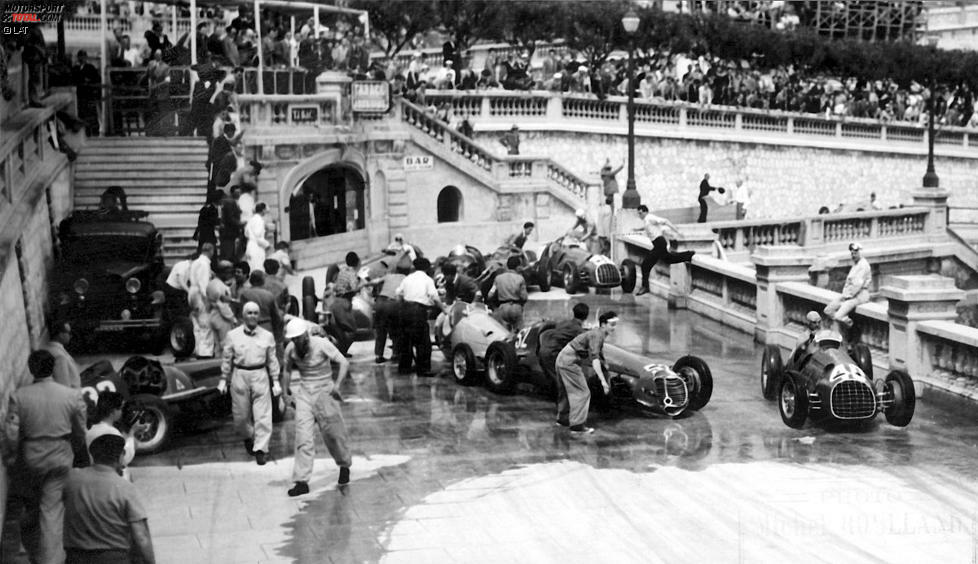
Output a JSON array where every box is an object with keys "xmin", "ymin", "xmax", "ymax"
[
  {"xmin": 79, "ymin": 355, "xmax": 233, "ymax": 454},
  {"xmin": 52, "ymin": 210, "xmax": 195, "ymax": 358},
  {"xmin": 534, "ymin": 236, "xmax": 638, "ymax": 294},
  {"xmin": 444, "ymin": 306, "xmax": 712, "ymax": 418},
  {"xmin": 760, "ymin": 329, "xmax": 915, "ymax": 428}
]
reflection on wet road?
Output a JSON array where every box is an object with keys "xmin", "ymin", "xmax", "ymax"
[{"xmin": 133, "ymin": 294, "xmax": 978, "ymax": 563}]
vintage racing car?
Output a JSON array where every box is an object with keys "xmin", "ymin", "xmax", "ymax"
[
  {"xmin": 444, "ymin": 307, "xmax": 712, "ymax": 417},
  {"xmin": 80, "ymin": 355, "xmax": 231, "ymax": 454},
  {"xmin": 53, "ymin": 211, "xmax": 195, "ymax": 357},
  {"xmin": 760, "ymin": 330, "xmax": 915, "ymax": 428},
  {"xmin": 534, "ymin": 237, "xmax": 637, "ymax": 294}
]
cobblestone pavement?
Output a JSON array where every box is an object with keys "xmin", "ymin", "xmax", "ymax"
[{"xmin": 5, "ymin": 294, "xmax": 978, "ymax": 563}]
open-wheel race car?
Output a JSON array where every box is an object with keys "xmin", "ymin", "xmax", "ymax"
[
  {"xmin": 443, "ymin": 308, "xmax": 713, "ymax": 418},
  {"xmin": 534, "ymin": 237, "xmax": 637, "ymax": 294},
  {"xmin": 760, "ymin": 330, "xmax": 915, "ymax": 428},
  {"xmin": 53, "ymin": 211, "xmax": 195, "ymax": 358},
  {"xmin": 80, "ymin": 356, "xmax": 231, "ymax": 454}
]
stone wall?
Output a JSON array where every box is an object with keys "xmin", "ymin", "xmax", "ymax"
[{"xmin": 480, "ymin": 131, "xmax": 978, "ymax": 220}]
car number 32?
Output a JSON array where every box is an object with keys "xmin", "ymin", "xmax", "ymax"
[
  {"xmin": 82, "ymin": 379, "xmax": 118, "ymax": 407},
  {"xmin": 514, "ymin": 328, "xmax": 533, "ymax": 350}
]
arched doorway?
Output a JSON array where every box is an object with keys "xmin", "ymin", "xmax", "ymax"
[
  {"xmin": 289, "ymin": 164, "xmax": 366, "ymax": 241},
  {"xmin": 437, "ymin": 186, "xmax": 462, "ymax": 223}
]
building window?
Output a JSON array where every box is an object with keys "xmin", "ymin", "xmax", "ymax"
[
  {"xmin": 437, "ymin": 186, "xmax": 462, "ymax": 223},
  {"xmin": 289, "ymin": 164, "xmax": 365, "ymax": 241}
]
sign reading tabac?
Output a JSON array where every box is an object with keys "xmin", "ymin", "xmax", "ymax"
[
  {"xmin": 351, "ymin": 81, "xmax": 391, "ymax": 113},
  {"xmin": 403, "ymin": 155, "xmax": 433, "ymax": 171},
  {"xmin": 290, "ymin": 104, "xmax": 319, "ymax": 124}
]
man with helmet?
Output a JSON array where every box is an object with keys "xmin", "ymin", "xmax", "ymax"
[
  {"xmin": 282, "ymin": 319, "xmax": 352, "ymax": 496},
  {"xmin": 566, "ymin": 209, "xmax": 596, "ymax": 248}
]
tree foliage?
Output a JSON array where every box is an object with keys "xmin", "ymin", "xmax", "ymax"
[
  {"xmin": 431, "ymin": 0, "xmax": 497, "ymax": 52},
  {"xmin": 492, "ymin": 1, "xmax": 565, "ymax": 60},
  {"xmin": 560, "ymin": 0, "xmax": 632, "ymax": 67},
  {"xmin": 349, "ymin": 0, "xmax": 437, "ymax": 57}
]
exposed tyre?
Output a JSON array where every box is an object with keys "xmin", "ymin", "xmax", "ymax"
[
  {"xmin": 884, "ymin": 370, "xmax": 916, "ymax": 427},
  {"xmin": 537, "ymin": 267, "xmax": 551, "ymax": 292},
  {"xmin": 169, "ymin": 316, "xmax": 195, "ymax": 359},
  {"xmin": 673, "ymin": 355, "xmax": 713, "ymax": 411},
  {"xmin": 287, "ymin": 295, "xmax": 299, "ymax": 317},
  {"xmin": 562, "ymin": 264, "xmax": 580, "ymax": 295},
  {"xmin": 524, "ymin": 250, "xmax": 537, "ymax": 263},
  {"xmin": 779, "ymin": 371, "xmax": 808, "ymax": 429},
  {"xmin": 302, "ymin": 295, "xmax": 317, "ymax": 322},
  {"xmin": 451, "ymin": 343, "xmax": 480, "ymax": 386},
  {"xmin": 130, "ymin": 394, "xmax": 174, "ymax": 454},
  {"xmin": 484, "ymin": 341, "xmax": 518, "ymax": 395},
  {"xmin": 301, "ymin": 276, "xmax": 316, "ymax": 298},
  {"xmin": 761, "ymin": 344, "xmax": 784, "ymax": 401},
  {"xmin": 620, "ymin": 259, "xmax": 637, "ymax": 293},
  {"xmin": 850, "ymin": 343, "xmax": 873, "ymax": 380}
]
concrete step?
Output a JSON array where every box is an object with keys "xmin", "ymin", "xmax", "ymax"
[
  {"xmin": 76, "ymin": 184, "xmax": 208, "ymax": 195},
  {"xmin": 74, "ymin": 170, "xmax": 208, "ymax": 180},
  {"xmin": 76, "ymin": 195, "xmax": 205, "ymax": 208},
  {"xmin": 77, "ymin": 155, "xmax": 209, "ymax": 165}
]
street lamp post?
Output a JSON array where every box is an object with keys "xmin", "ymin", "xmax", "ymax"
[
  {"xmin": 621, "ymin": 9, "xmax": 641, "ymax": 209},
  {"xmin": 923, "ymin": 79, "xmax": 939, "ymax": 188}
]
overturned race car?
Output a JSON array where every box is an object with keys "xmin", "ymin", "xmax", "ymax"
[{"xmin": 760, "ymin": 330, "xmax": 915, "ymax": 429}]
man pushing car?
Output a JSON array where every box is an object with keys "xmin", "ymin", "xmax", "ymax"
[{"xmin": 556, "ymin": 311, "xmax": 617, "ymax": 435}]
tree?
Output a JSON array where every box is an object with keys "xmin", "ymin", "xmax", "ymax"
[
  {"xmin": 561, "ymin": 0, "xmax": 632, "ymax": 68},
  {"xmin": 431, "ymin": 0, "xmax": 498, "ymax": 52},
  {"xmin": 494, "ymin": 1, "xmax": 565, "ymax": 60},
  {"xmin": 348, "ymin": 0, "xmax": 438, "ymax": 58}
]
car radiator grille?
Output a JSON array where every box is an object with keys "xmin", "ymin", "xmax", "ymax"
[
  {"xmin": 655, "ymin": 377, "xmax": 688, "ymax": 407},
  {"xmin": 595, "ymin": 264, "xmax": 621, "ymax": 286},
  {"xmin": 830, "ymin": 380, "xmax": 876, "ymax": 419}
]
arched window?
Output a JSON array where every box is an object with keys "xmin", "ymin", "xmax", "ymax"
[
  {"xmin": 290, "ymin": 164, "xmax": 366, "ymax": 241},
  {"xmin": 437, "ymin": 186, "xmax": 462, "ymax": 223}
]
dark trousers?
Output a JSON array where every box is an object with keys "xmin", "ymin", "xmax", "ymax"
[
  {"xmin": 220, "ymin": 228, "xmax": 240, "ymax": 262},
  {"xmin": 540, "ymin": 347, "xmax": 568, "ymax": 423},
  {"xmin": 373, "ymin": 297, "xmax": 400, "ymax": 358},
  {"xmin": 640, "ymin": 236, "xmax": 694, "ymax": 289},
  {"xmin": 399, "ymin": 302, "xmax": 431, "ymax": 373},
  {"xmin": 697, "ymin": 197, "xmax": 708, "ymax": 223}
]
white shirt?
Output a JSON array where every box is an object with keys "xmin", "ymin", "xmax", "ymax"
[
  {"xmin": 189, "ymin": 255, "xmax": 212, "ymax": 295},
  {"xmin": 238, "ymin": 193, "xmax": 255, "ymax": 223},
  {"xmin": 640, "ymin": 213, "xmax": 676, "ymax": 241},
  {"xmin": 842, "ymin": 257, "xmax": 872, "ymax": 299},
  {"xmin": 244, "ymin": 215, "xmax": 268, "ymax": 248},
  {"xmin": 166, "ymin": 259, "xmax": 192, "ymax": 291},
  {"xmin": 85, "ymin": 422, "xmax": 135, "ymax": 467},
  {"xmin": 396, "ymin": 271, "xmax": 439, "ymax": 306}
]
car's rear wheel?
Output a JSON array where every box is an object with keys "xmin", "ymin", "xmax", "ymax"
[
  {"xmin": 779, "ymin": 371, "xmax": 808, "ymax": 429},
  {"xmin": 761, "ymin": 344, "xmax": 783, "ymax": 400},
  {"xmin": 537, "ymin": 265, "xmax": 551, "ymax": 292},
  {"xmin": 131, "ymin": 394, "xmax": 174, "ymax": 454},
  {"xmin": 850, "ymin": 343, "xmax": 873, "ymax": 380},
  {"xmin": 451, "ymin": 343, "xmax": 480, "ymax": 386},
  {"xmin": 620, "ymin": 259, "xmax": 638, "ymax": 293},
  {"xmin": 884, "ymin": 369, "xmax": 915, "ymax": 427},
  {"xmin": 302, "ymin": 276, "xmax": 316, "ymax": 298},
  {"xmin": 484, "ymin": 341, "xmax": 518, "ymax": 395},
  {"xmin": 169, "ymin": 316, "xmax": 194, "ymax": 359},
  {"xmin": 562, "ymin": 265, "xmax": 580, "ymax": 294},
  {"xmin": 673, "ymin": 355, "xmax": 713, "ymax": 412}
]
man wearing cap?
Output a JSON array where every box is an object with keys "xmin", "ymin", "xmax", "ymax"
[
  {"xmin": 207, "ymin": 260, "xmax": 238, "ymax": 354},
  {"xmin": 6, "ymin": 350, "xmax": 88, "ymax": 564},
  {"xmin": 556, "ymin": 311, "xmax": 617, "ymax": 435},
  {"xmin": 63, "ymin": 434, "xmax": 156, "ymax": 564},
  {"xmin": 282, "ymin": 319, "xmax": 352, "ymax": 496},
  {"xmin": 488, "ymin": 256, "xmax": 528, "ymax": 333},
  {"xmin": 396, "ymin": 258, "xmax": 449, "ymax": 376},
  {"xmin": 792, "ymin": 311, "xmax": 824, "ymax": 363},
  {"xmin": 566, "ymin": 209, "xmax": 597, "ymax": 248},
  {"xmin": 386, "ymin": 233, "xmax": 417, "ymax": 261},
  {"xmin": 500, "ymin": 125, "xmax": 520, "ymax": 155},
  {"xmin": 219, "ymin": 301, "xmax": 281, "ymax": 465},
  {"xmin": 824, "ymin": 243, "xmax": 872, "ymax": 330}
]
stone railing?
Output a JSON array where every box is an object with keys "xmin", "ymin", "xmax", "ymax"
[
  {"xmin": 710, "ymin": 207, "xmax": 931, "ymax": 253},
  {"xmin": 0, "ymin": 95, "xmax": 69, "ymax": 216},
  {"xmin": 239, "ymin": 94, "xmax": 342, "ymax": 128},
  {"xmin": 918, "ymin": 321, "xmax": 978, "ymax": 396},
  {"xmin": 400, "ymin": 99, "xmax": 597, "ymax": 204},
  {"xmin": 424, "ymin": 91, "xmax": 978, "ymax": 156},
  {"xmin": 45, "ymin": 14, "xmax": 193, "ymax": 34},
  {"xmin": 684, "ymin": 257, "xmax": 758, "ymax": 333}
]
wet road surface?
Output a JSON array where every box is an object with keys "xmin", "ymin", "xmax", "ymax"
[{"xmin": 31, "ymin": 294, "xmax": 978, "ymax": 563}]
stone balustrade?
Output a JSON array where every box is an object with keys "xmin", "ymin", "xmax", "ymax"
[
  {"xmin": 239, "ymin": 94, "xmax": 342, "ymax": 128},
  {"xmin": 425, "ymin": 91, "xmax": 978, "ymax": 157},
  {"xmin": 710, "ymin": 207, "xmax": 931, "ymax": 254},
  {"xmin": 45, "ymin": 14, "xmax": 193, "ymax": 34}
]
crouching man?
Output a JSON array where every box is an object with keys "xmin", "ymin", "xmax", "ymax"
[{"xmin": 282, "ymin": 319, "xmax": 352, "ymax": 496}]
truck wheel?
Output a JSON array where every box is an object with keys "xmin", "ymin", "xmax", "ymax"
[
  {"xmin": 779, "ymin": 371, "xmax": 808, "ymax": 429},
  {"xmin": 131, "ymin": 394, "xmax": 174, "ymax": 454},
  {"xmin": 169, "ymin": 317, "xmax": 195, "ymax": 359},
  {"xmin": 451, "ymin": 343, "xmax": 480, "ymax": 386},
  {"xmin": 620, "ymin": 259, "xmax": 637, "ymax": 293},
  {"xmin": 484, "ymin": 341, "xmax": 518, "ymax": 395},
  {"xmin": 761, "ymin": 344, "xmax": 783, "ymax": 400},
  {"xmin": 883, "ymin": 370, "xmax": 915, "ymax": 427},
  {"xmin": 673, "ymin": 355, "xmax": 713, "ymax": 411}
]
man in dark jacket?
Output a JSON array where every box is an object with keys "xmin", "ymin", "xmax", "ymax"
[
  {"xmin": 220, "ymin": 186, "xmax": 243, "ymax": 261},
  {"xmin": 538, "ymin": 303, "xmax": 589, "ymax": 426},
  {"xmin": 194, "ymin": 190, "xmax": 223, "ymax": 252}
]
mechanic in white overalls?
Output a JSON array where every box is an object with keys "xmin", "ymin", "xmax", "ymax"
[{"xmin": 282, "ymin": 319, "xmax": 352, "ymax": 496}]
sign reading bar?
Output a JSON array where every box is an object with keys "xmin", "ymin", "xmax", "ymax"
[
  {"xmin": 404, "ymin": 155, "xmax": 433, "ymax": 171},
  {"xmin": 351, "ymin": 81, "xmax": 391, "ymax": 113},
  {"xmin": 290, "ymin": 104, "xmax": 319, "ymax": 124}
]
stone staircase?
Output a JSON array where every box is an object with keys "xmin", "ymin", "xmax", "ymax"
[
  {"xmin": 74, "ymin": 137, "xmax": 209, "ymax": 264},
  {"xmin": 949, "ymin": 205, "xmax": 978, "ymax": 251}
]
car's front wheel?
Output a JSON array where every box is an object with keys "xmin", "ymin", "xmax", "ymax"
[
  {"xmin": 484, "ymin": 341, "xmax": 518, "ymax": 395},
  {"xmin": 169, "ymin": 317, "xmax": 195, "ymax": 359},
  {"xmin": 883, "ymin": 369, "xmax": 915, "ymax": 427},
  {"xmin": 673, "ymin": 355, "xmax": 713, "ymax": 412},
  {"xmin": 131, "ymin": 394, "xmax": 174, "ymax": 454},
  {"xmin": 451, "ymin": 343, "xmax": 480, "ymax": 386},
  {"xmin": 562, "ymin": 265, "xmax": 580, "ymax": 294},
  {"xmin": 779, "ymin": 371, "xmax": 808, "ymax": 429},
  {"xmin": 761, "ymin": 344, "xmax": 783, "ymax": 400},
  {"xmin": 620, "ymin": 259, "xmax": 637, "ymax": 293}
]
